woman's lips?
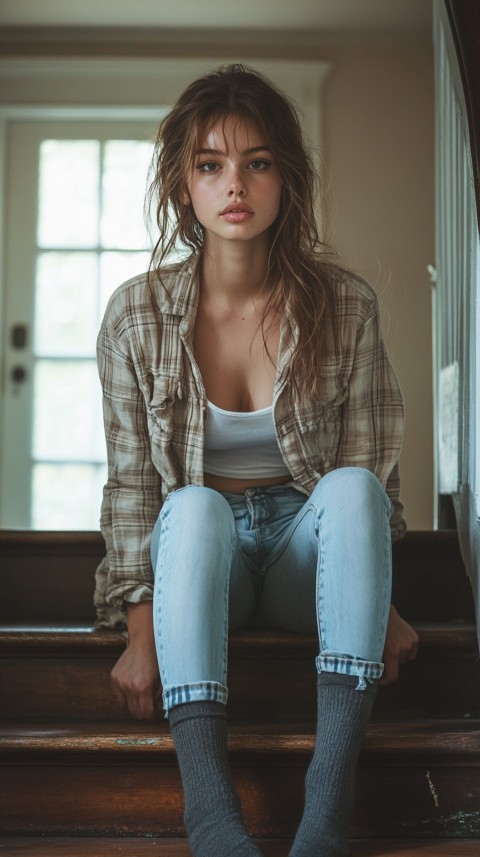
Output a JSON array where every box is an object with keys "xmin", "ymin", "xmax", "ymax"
[
  {"xmin": 220, "ymin": 205, "xmax": 254, "ymax": 223},
  {"xmin": 221, "ymin": 209, "xmax": 254, "ymax": 223}
]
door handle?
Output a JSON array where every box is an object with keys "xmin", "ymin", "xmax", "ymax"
[
  {"xmin": 11, "ymin": 365, "xmax": 27, "ymax": 384},
  {"xmin": 11, "ymin": 324, "xmax": 28, "ymax": 349}
]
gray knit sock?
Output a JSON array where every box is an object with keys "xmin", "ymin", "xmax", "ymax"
[
  {"xmin": 169, "ymin": 701, "xmax": 261, "ymax": 857},
  {"xmin": 289, "ymin": 672, "xmax": 378, "ymax": 857}
]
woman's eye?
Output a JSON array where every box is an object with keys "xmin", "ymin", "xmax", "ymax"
[
  {"xmin": 197, "ymin": 161, "xmax": 219, "ymax": 172},
  {"xmin": 249, "ymin": 159, "xmax": 270, "ymax": 171}
]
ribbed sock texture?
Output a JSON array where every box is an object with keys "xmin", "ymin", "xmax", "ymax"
[
  {"xmin": 169, "ymin": 701, "xmax": 261, "ymax": 857},
  {"xmin": 289, "ymin": 672, "xmax": 378, "ymax": 857}
]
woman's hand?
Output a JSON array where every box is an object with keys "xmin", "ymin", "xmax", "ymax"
[
  {"xmin": 380, "ymin": 604, "xmax": 420, "ymax": 685},
  {"xmin": 110, "ymin": 601, "xmax": 162, "ymax": 720}
]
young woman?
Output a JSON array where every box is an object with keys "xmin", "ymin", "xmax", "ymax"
[{"xmin": 95, "ymin": 64, "xmax": 419, "ymax": 857}]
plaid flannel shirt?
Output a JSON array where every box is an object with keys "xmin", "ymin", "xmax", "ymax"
[{"xmin": 95, "ymin": 253, "xmax": 405, "ymax": 627}]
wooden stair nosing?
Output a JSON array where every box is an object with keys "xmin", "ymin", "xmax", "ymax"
[
  {"xmin": 0, "ymin": 528, "xmax": 459, "ymax": 554},
  {"xmin": 0, "ymin": 840, "xmax": 480, "ymax": 857},
  {"xmin": 0, "ymin": 839, "xmax": 479, "ymax": 857},
  {"xmin": 0, "ymin": 530, "xmax": 104, "ymax": 555},
  {"xmin": 1, "ymin": 621, "xmax": 477, "ymax": 656},
  {"xmin": 2, "ymin": 623, "xmax": 479, "ymax": 725},
  {"xmin": 1, "ymin": 719, "xmax": 480, "ymax": 759},
  {"xmin": 2, "ymin": 724, "xmax": 480, "ymax": 838}
]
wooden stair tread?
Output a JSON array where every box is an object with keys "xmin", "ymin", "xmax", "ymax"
[
  {"xmin": 0, "ymin": 528, "xmax": 462, "ymax": 553},
  {"xmin": 1, "ymin": 620, "xmax": 477, "ymax": 652},
  {"xmin": 0, "ymin": 528, "xmax": 459, "ymax": 552},
  {"xmin": 3, "ymin": 620, "xmax": 478, "ymax": 725},
  {"xmin": 0, "ymin": 530, "xmax": 104, "ymax": 554},
  {"xmin": 2, "ymin": 718, "xmax": 480, "ymax": 757},
  {"xmin": 0, "ymin": 839, "xmax": 479, "ymax": 856},
  {"xmin": 3, "ymin": 722, "xmax": 479, "ymax": 839}
]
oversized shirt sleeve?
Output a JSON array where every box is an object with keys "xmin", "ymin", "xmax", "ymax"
[
  {"xmin": 336, "ymin": 291, "xmax": 406, "ymax": 542},
  {"xmin": 95, "ymin": 320, "xmax": 162, "ymax": 623}
]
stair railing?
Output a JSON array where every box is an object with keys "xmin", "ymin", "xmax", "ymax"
[{"xmin": 433, "ymin": 0, "xmax": 480, "ymax": 639}]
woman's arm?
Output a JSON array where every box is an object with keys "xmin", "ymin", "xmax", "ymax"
[
  {"xmin": 97, "ymin": 311, "xmax": 163, "ymax": 716},
  {"xmin": 97, "ymin": 318, "xmax": 162, "ymax": 614},
  {"xmin": 110, "ymin": 601, "xmax": 162, "ymax": 720},
  {"xmin": 336, "ymin": 289, "xmax": 404, "ymax": 489}
]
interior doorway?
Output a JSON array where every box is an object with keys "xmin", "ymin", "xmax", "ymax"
[{"xmin": 0, "ymin": 117, "xmax": 159, "ymax": 528}]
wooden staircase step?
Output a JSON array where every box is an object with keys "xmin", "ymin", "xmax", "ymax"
[
  {"xmin": 1, "ymin": 720, "xmax": 480, "ymax": 838},
  {"xmin": 2, "ymin": 621, "xmax": 477, "ymax": 654},
  {"xmin": 2, "ymin": 719, "xmax": 480, "ymax": 757},
  {"xmin": 1, "ymin": 622, "xmax": 478, "ymax": 723},
  {"xmin": 0, "ymin": 838, "xmax": 479, "ymax": 857},
  {"xmin": 1, "ymin": 530, "xmax": 475, "ymax": 623},
  {"xmin": 1, "ymin": 531, "xmax": 102, "ymax": 623}
]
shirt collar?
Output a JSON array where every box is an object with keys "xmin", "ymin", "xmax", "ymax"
[{"xmin": 152, "ymin": 252, "xmax": 202, "ymax": 317}]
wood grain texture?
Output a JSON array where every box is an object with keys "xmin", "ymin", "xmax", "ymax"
[
  {"xmin": 0, "ymin": 839, "xmax": 479, "ymax": 857},
  {"xmin": 1, "ymin": 719, "xmax": 480, "ymax": 757},
  {"xmin": 1, "ymin": 530, "xmax": 478, "ymax": 844},
  {"xmin": 1, "ymin": 622, "xmax": 477, "ymax": 653},
  {"xmin": 1, "ymin": 721, "xmax": 480, "ymax": 838},
  {"xmin": 1, "ymin": 622, "xmax": 479, "ymax": 723}
]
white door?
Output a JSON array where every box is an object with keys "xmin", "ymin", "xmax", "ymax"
[{"xmin": 0, "ymin": 119, "xmax": 158, "ymax": 529}]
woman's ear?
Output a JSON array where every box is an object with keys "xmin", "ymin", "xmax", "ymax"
[{"xmin": 180, "ymin": 188, "xmax": 191, "ymax": 206}]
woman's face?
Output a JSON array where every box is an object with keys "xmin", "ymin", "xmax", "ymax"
[{"xmin": 185, "ymin": 116, "xmax": 282, "ymax": 249}]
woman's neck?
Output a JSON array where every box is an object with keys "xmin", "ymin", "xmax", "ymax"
[{"xmin": 201, "ymin": 236, "xmax": 271, "ymax": 305}]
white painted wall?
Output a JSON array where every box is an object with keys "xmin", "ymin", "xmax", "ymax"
[{"xmin": 322, "ymin": 40, "xmax": 435, "ymax": 529}]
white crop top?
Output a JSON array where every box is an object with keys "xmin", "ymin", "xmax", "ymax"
[{"xmin": 203, "ymin": 401, "xmax": 291, "ymax": 479}]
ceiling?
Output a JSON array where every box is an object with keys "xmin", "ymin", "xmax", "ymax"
[{"xmin": 0, "ymin": 0, "xmax": 432, "ymax": 33}]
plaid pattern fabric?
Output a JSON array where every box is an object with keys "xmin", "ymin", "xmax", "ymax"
[{"xmin": 95, "ymin": 253, "xmax": 405, "ymax": 627}]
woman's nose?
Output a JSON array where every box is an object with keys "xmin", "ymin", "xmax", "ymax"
[{"xmin": 226, "ymin": 169, "xmax": 246, "ymax": 196}]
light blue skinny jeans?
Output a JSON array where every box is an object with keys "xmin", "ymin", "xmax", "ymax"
[{"xmin": 150, "ymin": 467, "xmax": 393, "ymax": 714}]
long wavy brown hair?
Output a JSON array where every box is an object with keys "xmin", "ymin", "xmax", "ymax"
[{"xmin": 147, "ymin": 63, "xmax": 344, "ymax": 399}]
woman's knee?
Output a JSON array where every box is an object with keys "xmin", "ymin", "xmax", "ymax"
[
  {"xmin": 163, "ymin": 484, "xmax": 233, "ymax": 524},
  {"xmin": 312, "ymin": 467, "xmax": 391, "ymax": 516},
  {"xmin": 151, "ymin": 485, "xmax": 235, "ymax": 569}
]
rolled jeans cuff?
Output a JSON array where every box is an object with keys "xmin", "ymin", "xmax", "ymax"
[
  {"xmin": 163, "ymin": 681, "xmax": 228, "ymax": 716},
  {"xmin": 316, "ymin": 652, "xmax": 384, "ymax": 689}
]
